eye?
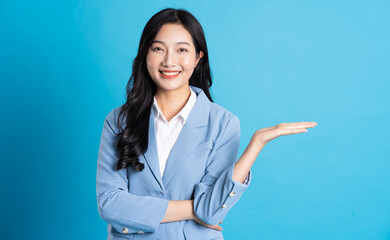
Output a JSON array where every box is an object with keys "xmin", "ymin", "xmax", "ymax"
[
  {"xmin": 179, "ymin": 48, "xmax": 188, "ymax": 52},
  {"xmin": 152, "ymin": 47, "xmax": 163, "ymax": 51}
]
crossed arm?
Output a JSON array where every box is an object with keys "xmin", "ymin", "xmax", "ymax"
[
  {"xmin": 97, "ymin": 111, "xmax": 257, "ymax": 233},
  {"xmin": 162, "ymin": 118, "xmax": 263, "ymax": 224}
]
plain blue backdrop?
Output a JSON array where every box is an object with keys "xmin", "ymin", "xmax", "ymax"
[{"xmin": 1, "ymin": 0, "xmax": 389, "ymax": 239}]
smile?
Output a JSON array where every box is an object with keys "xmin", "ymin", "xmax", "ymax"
[{"xmin": 159, "ymin": 71, "xmax": 181, "ymax": 79}]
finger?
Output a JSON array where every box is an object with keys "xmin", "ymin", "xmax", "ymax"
[
  {"xmin": 209, "ymin": 224, "xmax": 223, "ymax": 231},
  {"xmin": 299, "ymin": 122, "xmax": 317, "ymax": 127},
  {"xmin": 287, "ymin": 122, "xmax": 317, "ymax": 127},
  {"xmin": 219, "ymin": 220, "xmax": 223, "ymax": 224},
  {"xmin": 281, "ymin": 128, "xmax": 308, "ymax": 135},
  {"xmin": 283, "ymin": 123, "xmax": 317, "ymax": 129},
  {"xmin": 294, "ymin": 121, "xmax": 317, "ymax": 125}
]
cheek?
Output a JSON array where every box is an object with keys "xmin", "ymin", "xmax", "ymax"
[
  {"xmin": 145, "ymin": 61, "xmax": 153, "ymax": 76},
  {"xmin": 146, "ymin": 53, "xmax": 159, "ymax": 70},
  {"xmin": 146, "ymin": 58, "xmax": 157, "ymax": 80},
  {"xmin": 180, "ymin": 57, "xmax": 196, "ymax": 69}
]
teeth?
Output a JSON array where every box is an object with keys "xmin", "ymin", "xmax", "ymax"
[{"xmin": 161, "ymin": 71, "xmax": 180, "ymax": 76}]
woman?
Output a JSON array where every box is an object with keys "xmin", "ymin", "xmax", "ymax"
[{"xmin": 96, "ymin": 8, "xmax": 317, "ymax": 240}]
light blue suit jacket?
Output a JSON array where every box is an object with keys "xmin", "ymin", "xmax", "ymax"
[{"xmin": 96, "ymin": 85, "xmax": 251, "ymax": 240}]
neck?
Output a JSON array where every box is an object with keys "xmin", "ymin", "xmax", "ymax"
[{"xmin": 154, "ymin": 85, "xmax": 191, "ymax": 122}]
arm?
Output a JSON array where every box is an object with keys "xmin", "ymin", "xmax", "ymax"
[
  {"xmin": 232, "ymin": 137, "xmax": 264, "ymax": 183},
  {"xmin": 192, "ymin": 114, "xmax": 251, "ymax": 226},
  {"xmin": 161, "ymin": 200, "xmax": 194, "ymax": 223},
  {"xmin": 233, "ymin": 121, "xmax": 318, "ymax": 183},
  {"xmin": 96, "ymin": 109, "xmax": 169, "ymax": 234},
  {"xmin": 162, "ymin": 200, "xmax": 224, "ymax": 231},
  {"xmin": 192, "ymin": 117, "xmax": 318, "ymax": 225},
  {"xmin": 98, "ymin": 108, "xmax": 223, "ymax": 233}
]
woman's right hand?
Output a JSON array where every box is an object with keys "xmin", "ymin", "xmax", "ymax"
[{"xmin": 193, "ymin": 214, "xmax": 223, "ymax": 231}]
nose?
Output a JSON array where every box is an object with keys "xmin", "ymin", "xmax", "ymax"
[{"xmin": 162, "ymin": 49, "xmax": 176, "ymax": 67}]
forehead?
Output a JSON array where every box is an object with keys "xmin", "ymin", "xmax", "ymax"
[{"xmin": 153, "ymin": 23, "xmax": 193, "ymax": 45}]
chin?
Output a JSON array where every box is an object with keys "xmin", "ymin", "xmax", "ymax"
[{"xmin": 155, "ymin": 80, "xmax": 188, "ymax": 92}]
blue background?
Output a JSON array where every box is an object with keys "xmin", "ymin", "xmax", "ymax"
[{"xmin": 1, "ymin": 0, "xmax": 389, "ymax": 239}]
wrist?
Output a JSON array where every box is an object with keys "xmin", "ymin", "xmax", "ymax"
[
  {"xmin": 251, "ymin": 134, "xmax": 266, "ymax": 148},
  {"xmin": 189, "ymin": 199, "xmax": 195, "ymax": 220}
]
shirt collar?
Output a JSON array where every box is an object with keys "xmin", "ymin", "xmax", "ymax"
[{"xmin": 152, "ymin": 87, "xmax": 197, "ymax": 124}]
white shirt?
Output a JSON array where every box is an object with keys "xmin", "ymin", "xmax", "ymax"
[
  {"xmin": 152, "ymin": 87, "xmax": 250, "ymax": 184},
  {"xmin": 152, "ymin": 88, "xmax": 197, "ymax": 177}
]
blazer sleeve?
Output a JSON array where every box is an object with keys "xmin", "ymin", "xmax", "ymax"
[
  {"xmin": 96, "ymin": 108, "xmax": 169, "ymax": 234},
  {"xmin": 192, "ymin": 114, "xmax": 252, "ymax": 225}
]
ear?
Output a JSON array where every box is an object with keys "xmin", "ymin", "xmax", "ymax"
[{"xmin": 195, "ymin": 51, "xmax": 204, "ymax": 67}]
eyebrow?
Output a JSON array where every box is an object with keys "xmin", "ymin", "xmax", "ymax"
[{"xmin": 152, "ymin": 40, "xmax": 191, "ymax": 47}]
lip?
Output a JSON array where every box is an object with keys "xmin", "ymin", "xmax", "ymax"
[
  {"xmin": 159, "ymin": 70, "xmax": 181, "ymax": 79},
  {"xmin": 159, "ymin": 70, "xmax": 181, "ymax": 72}
]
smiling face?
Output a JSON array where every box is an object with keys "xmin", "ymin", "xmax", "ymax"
[{"xmin": 146, "ymin": 23, "xmax": 204, "ymax": 94}]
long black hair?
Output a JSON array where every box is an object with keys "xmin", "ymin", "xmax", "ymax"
[{"xmin": 115, "ymin": 8, "xmax": 214, "ymax": 171}]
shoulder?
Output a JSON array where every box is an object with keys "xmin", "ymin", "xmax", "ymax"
[
  {"xmin": 208, "ymin": 101, "xmax": 240, "ymax": 133},
  {"xmin": 210, "ymin": 102, "xmax": 239, "ymax": 123},
  {"xmin": 205, "ymin": 102, "xmax": 241, "ymax": 153},
  {"xmin": 104, "ymin": 104, "xmax": 126, "ymax": 135},
  {"xmin": 105, "ymin": 104, "xmax": 124, "ymax": 121}
]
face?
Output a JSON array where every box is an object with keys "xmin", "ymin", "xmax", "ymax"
[{"xmin": 146, "ymin": 23, "xmax": 204, "ymax": 94}]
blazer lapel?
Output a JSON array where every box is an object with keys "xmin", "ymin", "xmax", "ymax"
[
  {"xmin": 162, "ymin": 86, "xmax": 210, "ymax": 188},
  {"xmin": 142, "ymin": 85, "xmax": 211, "ymax": 191},
  {"xmin": 142, "ymin": 107, "xmax": 165, "ymax": 191}
]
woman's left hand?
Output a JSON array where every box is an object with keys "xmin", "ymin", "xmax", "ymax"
[{"xmin": 253, "ymin": 121, "xmax": 318, "ymax": 146}]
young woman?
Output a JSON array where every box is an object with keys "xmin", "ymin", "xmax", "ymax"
[{"xmin": 96, "ymin": 8, "xmax": 317, "ymax": 240}]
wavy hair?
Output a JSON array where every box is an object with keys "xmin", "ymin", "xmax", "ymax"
[{"xmin": 115, "ymin": 8, "xmax": 214, "ymax": 171}]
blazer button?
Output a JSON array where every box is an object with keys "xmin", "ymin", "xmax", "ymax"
[
  {"xmin": 229, "ymin": 191, "xmax": 236, "ymax": 197},
  {"xmin": 221, "ymin": 204, "xmax": 227, "ymax": 209},
  {"xmin": 138, "ymin": 231, "xmax": 144, "ymax": 234},
  {"xmin": 122, "ymin": 228, "xmax": 129, "ymax": 234}
]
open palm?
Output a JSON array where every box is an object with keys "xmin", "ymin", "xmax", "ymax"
[{"xmin": 254, "ymin": 121, "xmax": 317, "ymax": 145}]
